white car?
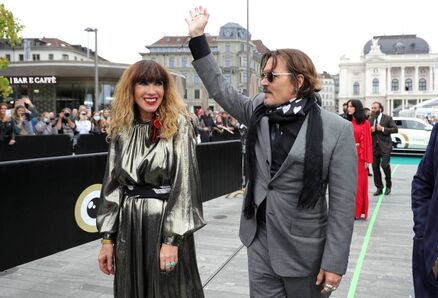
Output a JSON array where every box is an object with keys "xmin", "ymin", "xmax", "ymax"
[{"xmin": 391, "ymin": 117, "xmax": 433, "ymax": 151}]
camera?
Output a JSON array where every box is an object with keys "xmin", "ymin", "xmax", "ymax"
[{"xmin": 64, "ymin": 112, "xmax": 70, "ymax": 117}]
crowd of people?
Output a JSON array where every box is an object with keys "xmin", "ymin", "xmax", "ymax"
[
  {"xmin": 190, "ymin": 107, "xmax": 243, "ymax": 143},
  {"xmin": 0, "ymin": 97, "xmax": 112, "ymax": 146}
]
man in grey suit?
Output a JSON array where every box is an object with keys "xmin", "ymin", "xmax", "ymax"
[{"xmin": 186, "ymin": 7, "xmax": 357, "ymax": 297}]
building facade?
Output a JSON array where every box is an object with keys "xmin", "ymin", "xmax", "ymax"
[
  {"xmin": 339, "ymin": 35, "xmax": 438, "ymax": 115},
  {"xmin": 319, "ymin": 71, "xmax": 336, "ymax": 112},
  {"xmin": 0, "ymin": 38, "xmax": 127, "ymax": 112},
  {"xmin": 141, "ymin": 22, "xmax": 269, "ymax": 112}
]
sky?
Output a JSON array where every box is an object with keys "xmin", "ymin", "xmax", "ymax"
[{"xmin": 2, "ymin": 0, "xmax": 438, "ymax": 74}]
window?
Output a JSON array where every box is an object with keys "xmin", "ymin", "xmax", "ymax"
[
  {"xmin": 62, "ymin": 54, "xmax": 69, "ymax": 60},
  {"xmin": 48, "ymin": 54, "xmax": 54, "ymax": 60},
  {"xmin": 225, "ymin": 44, "xmax": 231, "ymax": 53},
  {"xmin": 240, "ymin": 57, "xmax": 247, "ymax": 67},
  {"xmin": 19, "ymin": 54, "xmax": 24, "ymax": 61},
  {"xmin": 32, "ymin": 54, "xmax": 40, "ymax": 60},
  {"xmin": 394, "ymin": 120, "xmax": 403, "ymax": 128},
  {"xmin": 419, "ymin": 78, "xmax": 427, "ymax": 91},
  {"xmin": 372, "ymin": 79, "xmax": 379, "ymax": 94},
  {"xmin": 184, "ymin": 89, "xmax": 187, "ymax": 99},
  {"xmin": 353, "ymin": 82, "xmax": 359, "ymax": 95},
  {"xmin": 181, "ymin": 57, "xmax": 187, "ymax": 67},
  {"xmin": 241, "ymin": 72, "xmax": 247, "ymax": 84},
  {"xmin": 224, "ymin": 57, "xmax": 231, "ymax": 67},
  {"xmin": 168, "ymin": 57, "xmax": 175, "ymax": 68},
  {"xmin": 194, "ymin": 89, "xmax": 200, "ymax": 99},
  {"xmin": 406, "ymin": 120, "xmax": 426, "ymax": 130},
  {"xmin": 194, "ymin": 73, "xmax": 200, "ymax": 85},
  {"xmin": 5, "ymin": 54, "xmax": 10, "ymax": 61},
  {"xmin": 391, "ymin": 79, "xmax": 399, "ymax": 91},
  {"xmin": 240, "ymin": 44, "xmax": 245, "ymax": 51},
  {"xmin": 224, "ymin": 73, "xmax": 232, "ymax": 83},
  {"xmin": 405, "ymin": 79, "xmax": 412, "ymax": 91}
]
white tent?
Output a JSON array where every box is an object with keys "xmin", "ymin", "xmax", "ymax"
[{"xmin": 398, "ymin": 98, "xmax": 438, "ymax": 118}]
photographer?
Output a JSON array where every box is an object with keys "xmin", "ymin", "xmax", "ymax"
[
  {"xmin": 34, "ymin": 111, "xmax": 58, "ymax": 135},
  {"xmin": 55, "ymin": 107, "xmax": 76, "ymax": 139},
  {"xmin": 75, "ymin": 111, "xmax": 92, "ymax": 134}
]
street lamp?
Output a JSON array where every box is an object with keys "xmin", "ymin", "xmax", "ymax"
[
  {"xmin": 84, "ymin": 27, "xmax": 99, "ymax": 111},
  {"xmin": 246, "ymin": 0, "xmax": 250, "ymax": 97}
]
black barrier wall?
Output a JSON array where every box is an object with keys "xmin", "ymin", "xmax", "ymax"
[
  {"xmin": 197, "ymin": 140, "xmax": 242, "ymax": 202},
  {"xmin": 75, "ymin": 134, "xmax": 109, "ymax": 155},
  {"xmin": 0, "ymin": 141, "xmax": 242, "ymax": 271},
  {"xmin": 0, "ymin": 135, "xmax": 72, "ymax": 161},
  {"xmin": 0, "ymin": 153, "xmax": 107, "ymax": 271}
]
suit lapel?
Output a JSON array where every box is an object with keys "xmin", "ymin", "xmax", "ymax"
[
  {"xmin": 258, "ymin": 116, "xmax": 272, "ymax": 176},
  {"xmin": 271, "ymin": 115, "xmax": 308, "ymax": 181}
]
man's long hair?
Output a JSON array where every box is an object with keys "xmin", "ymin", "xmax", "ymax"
[{"xmin": 260, "ymin": 49, "xmax": 321, "ymax": 98}]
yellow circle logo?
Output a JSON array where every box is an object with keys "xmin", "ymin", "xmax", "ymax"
[{"xmin": 74, "ymin": 184, "xmax": 102, "ymax": 233}]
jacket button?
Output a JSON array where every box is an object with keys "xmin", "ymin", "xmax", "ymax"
[{"xmin": 268, "ymin": 184, "xmax": 274, "ymax": 190}]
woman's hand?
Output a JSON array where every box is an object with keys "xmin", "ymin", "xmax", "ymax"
[
  {"xmin": 8, "ymin": 139, "xmax": 15, "ymax": 145},
  {"xmin": 185, "ymin": 6, "xmax": 209, "ymax": 38},
  {"xmin": 160, "ymin": 243, "xmax": 178, "ymax": 272},
  {"xmin": 98, "ymin": 244, "xmax": 115, "ymax": 275}
]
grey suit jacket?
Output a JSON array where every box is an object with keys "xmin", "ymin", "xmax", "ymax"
[{"xmin": 193, "ymin": 54, "xmax": 357, "ymax": 277}]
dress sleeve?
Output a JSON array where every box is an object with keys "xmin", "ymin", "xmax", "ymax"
[
  {"xmin": 96, "ymin": 137, "xmax": 122, "ymax": 240},
  {"xmin": 162, "ymin": 116, "xmax": 206, "ymax": 245},
  {"xmin": 360, "ymin": 120, "xmax": 373, "ymax": 163}
]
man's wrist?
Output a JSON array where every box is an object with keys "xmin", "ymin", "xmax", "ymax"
[
  {"xmin": 189, "ymin": 34, "xmax": 211, "ymax": 60},
  {"xmin": 190, "ymin": 31, "xmax": 204, "ymax": 38}
]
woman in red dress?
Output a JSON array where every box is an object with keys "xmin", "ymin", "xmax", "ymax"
[{"xmin": 347, "ymin": 99, "xmax": 373, "ymax": 220}]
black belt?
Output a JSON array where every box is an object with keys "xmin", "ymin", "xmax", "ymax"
[{"xmin": 123, "ymin": 184, "xmax": 171, "ymax": 200}]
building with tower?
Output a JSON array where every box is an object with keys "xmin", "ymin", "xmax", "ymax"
[{"xmin": 339, "ymin": 34, "xmax": 438, "ymax": 115}]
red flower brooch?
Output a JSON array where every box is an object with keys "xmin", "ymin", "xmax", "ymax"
[{"xmin": 151, "ymin": 118, "xmax": 161, "ymax": 143}]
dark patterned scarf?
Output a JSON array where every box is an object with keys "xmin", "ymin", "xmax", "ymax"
[{"xmin": 244, "ymin": 93, "xmax": 324, "ymax": 219}]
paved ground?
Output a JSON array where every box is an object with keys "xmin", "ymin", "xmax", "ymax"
[{"xmin": 0, "ymin": 162, "xmax": 418, "ymax": 297}]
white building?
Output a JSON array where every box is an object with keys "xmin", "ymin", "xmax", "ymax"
[
  {"xmin": 2, "ymin": 38, "xmax": 101, "ymax": 63},
  {"xmin": 339, "ymin": 35, "xmax": 438, "ymax": 115},
  {"xmin": 0, "ymin": 38, "xmax": 127, "ymax": 112},
  {"xmin": 319, "ymin": 71, "xmax": 336, "ymax": 112}
]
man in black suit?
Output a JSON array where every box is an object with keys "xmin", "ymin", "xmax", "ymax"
[{"xmin": 370, "ymin": 102, "xmax": 398, "ymax": 195}]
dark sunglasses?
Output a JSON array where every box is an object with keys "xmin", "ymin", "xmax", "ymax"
[{"xmin": 260, "ymin": 72, "xmax": 292, "ymax": 83}]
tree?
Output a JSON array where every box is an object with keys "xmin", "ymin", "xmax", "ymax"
[{"xmin": 0, "ymin": 4, "xmax": 23, "ymax": 98}]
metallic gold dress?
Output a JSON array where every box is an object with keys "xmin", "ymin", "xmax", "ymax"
[{"xmin": 97, "ymin": 115, "xmax": 206, "ymax": 297}]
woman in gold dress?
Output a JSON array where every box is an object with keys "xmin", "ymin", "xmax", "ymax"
[{"xmin": 97, "ymin": 60, "xmax": 205, "ymax": 297}]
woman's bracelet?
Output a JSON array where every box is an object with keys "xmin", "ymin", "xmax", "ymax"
[{"xmin": 101, "ymin": 239, "xmax": 114, "ymax": 245}]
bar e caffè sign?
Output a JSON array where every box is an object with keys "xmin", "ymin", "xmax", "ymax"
[{"xmin": 8, "ymin": 76, "xmax": 57, "ymax": 84}]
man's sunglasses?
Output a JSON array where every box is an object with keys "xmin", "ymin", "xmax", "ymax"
[{"xmin": 260, "ymin": 72, "xmax": 292, "ymax": 83}]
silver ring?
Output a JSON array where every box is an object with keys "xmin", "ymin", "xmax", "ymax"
[{"xmin": 324, "ymin": 284, "xmax": 337, "ymax": 291}]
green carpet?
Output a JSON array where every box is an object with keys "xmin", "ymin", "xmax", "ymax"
[{"xmin": 391, "ymin": 156, "xmax": 423, "ymax": 165}]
